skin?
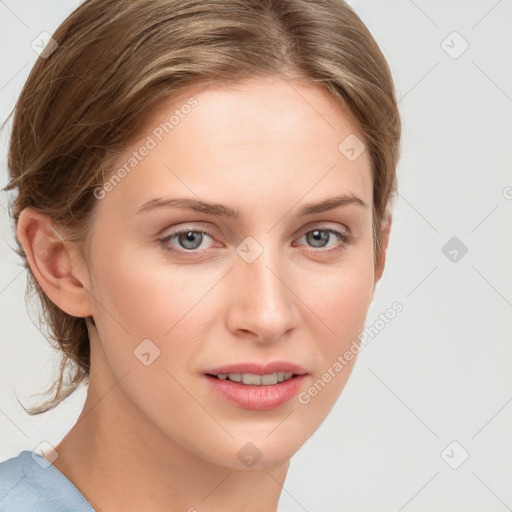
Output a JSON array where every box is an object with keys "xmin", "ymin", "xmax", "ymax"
[{"xmin": 17, "ymin": 76, "xmax": 391, "ymax": 512}]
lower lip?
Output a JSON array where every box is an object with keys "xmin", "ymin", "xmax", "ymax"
[{"xmin": 205, "ymin": 374, "xmax": 307, "ymax": 411}]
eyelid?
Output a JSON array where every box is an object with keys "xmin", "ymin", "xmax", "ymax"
[
  {"xmin": 159, "ymin": 226, "xmax": 216, "ymax": 250},
  {"xmin": 160, "ymin": 220, "xmax": 350, "ymax": 238}
]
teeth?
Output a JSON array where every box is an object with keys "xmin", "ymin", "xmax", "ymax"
[
  {"xmin": 261, "ymin": 373, "xmax": 278, "ymax": 385},
  {"xmin": 215, "ymin": 372, "xmax": 294, "ymax": 385}
]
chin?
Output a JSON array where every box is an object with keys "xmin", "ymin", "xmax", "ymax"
[{"xmin": 194, "ymin": 420, "xmax": 314, "ymax": 470}]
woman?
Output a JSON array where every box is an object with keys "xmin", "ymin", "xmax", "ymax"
[{"xmin": 0, "ymin": 0, "xmax": 400, "ymax": 510}]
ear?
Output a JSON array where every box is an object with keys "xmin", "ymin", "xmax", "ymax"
[
  {"xmin": 16, "ymin": 207, "xmax": 93, "ymax": 318},
  {"xmin": 372, "ymin": 213, "xmax": 392, "ymax": 296}
]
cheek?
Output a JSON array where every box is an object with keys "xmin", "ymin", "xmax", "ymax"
[
  {"xmin": 289, "ymin": 274, "xmax": 374, "ymax": 443},
  {"xmin": 299, "ymin": 252, "xmax": 375, "ymax": 341},
  {"xmin": 295, "ymin": 249, "xmax": 374, "ymax": 402},
  {"xmin": 85, "ymin": 241, "xmax": 221, "ymax": 443},
  {"xmin": 90, "ymin": 237, "xmax": 200, "ymax": 330},
  {"xmin": 87, "ymin": 237, "xmax": 224, "ymax": 372}
]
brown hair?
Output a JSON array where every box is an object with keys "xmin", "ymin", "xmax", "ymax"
[{"xmin": 3, "ymin": 0, "xmax": 401, "ymax": 414}]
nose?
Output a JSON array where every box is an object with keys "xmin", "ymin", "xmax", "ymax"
[{"xmin": 225, "ymin": 241, "xmax": 298, "ymax": 343}]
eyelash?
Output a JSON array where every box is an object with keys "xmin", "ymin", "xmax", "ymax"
[{"xmin": 158, "ymin": 224, "xmax": 355, "ymax": 256}]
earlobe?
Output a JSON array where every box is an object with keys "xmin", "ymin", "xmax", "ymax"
[{"xmin": 16, "ymin": 208, "xmax": 93, "ymax": 318}]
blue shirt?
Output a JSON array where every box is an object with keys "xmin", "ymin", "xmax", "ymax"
[{"xmin": 0, "ymin": 451, "xmax": 94, "ymax": 511}]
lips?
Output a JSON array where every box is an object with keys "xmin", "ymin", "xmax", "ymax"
[
  {"xmin": 204, "ymin": 361, "xmax": 307, "ymax": 376},
  {"xmin": 204, "ymin": 361, "xmax": 308, "ymax": 411}
]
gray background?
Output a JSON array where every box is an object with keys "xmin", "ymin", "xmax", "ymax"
[{"xmin": 1, "ymin": 1, "xmax": 511, "ymax": 511}]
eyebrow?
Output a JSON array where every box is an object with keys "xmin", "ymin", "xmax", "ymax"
[{"xmin": 135, "ymin": 193, "xmax": 368, "ymax": 218}]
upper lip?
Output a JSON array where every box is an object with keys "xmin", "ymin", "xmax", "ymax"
[{"xmin": 205, "ymin": 361, "xmax": 307, "ymax": 376}]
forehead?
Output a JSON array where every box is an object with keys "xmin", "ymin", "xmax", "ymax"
[
  {"xmin": 98, "ymin": 76, "xmax": 373, "ymax": 219},
  {"xmin": 147, "ymin": 76, "xmax": 366, "ymax": 151}
]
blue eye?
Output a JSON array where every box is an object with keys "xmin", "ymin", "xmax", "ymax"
[
  {"xmin": 159, "ymin": 230, "xmax": 213, "ymax": 252},
  {"xmin": 295, "ymin": 228, "xmax": 354, "ymax": 251}
]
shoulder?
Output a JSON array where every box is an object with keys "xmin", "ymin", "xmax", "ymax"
[{"xmin": 0, "ymin": 450, "xmax": 94, "ymax": 512}]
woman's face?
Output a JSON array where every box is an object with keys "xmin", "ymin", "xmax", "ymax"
[{"xmin": 82, "ymin": 76, "xmax": 378, "ymax": 468}]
